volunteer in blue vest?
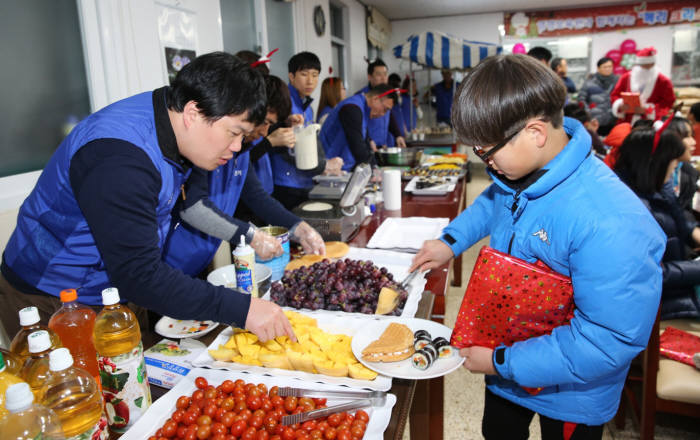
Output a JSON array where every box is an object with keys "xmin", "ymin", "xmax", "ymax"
[
  {"xmin": 387, "ymin": 73, "xmax": 407, "ymax": 145},
  {"xmin": 430, "ymin": 69, "xmax": 458, "ymax": 126},
  {"xmin": 166, "ymin": 74, "xmax": 326, "ymax": 277},
  {"xmin": 0, "ymin": 52, "xmax": 297, "ymax": 344},
  {"xmin": 400, "ymin": 75, "xmax": 418, "ymax": 133},
  {"xmin": 355, "ymin": 59, "xmax": 407, "ymax": 150},
  {"xmin": 320, "ymin": 84, "xmax": 398, "ymax": 172},
  {"xmin": 269, "ymin": 51, "xmax": 344, "ymax": 210}
]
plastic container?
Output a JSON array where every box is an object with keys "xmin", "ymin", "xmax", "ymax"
[
  {"xmin": 93, "ymin": 287, "xmax": 151, "ymax": 435},
  {"xmin": 0, "ymin": 382, "xmax": 65, "ymax": 439},
  {"xmin": 254, "ymin": 225, "xmax": 290, "ymax": 282},
  {"xmin": 0, "ymin": 348, "xmax": 22, "ymax": 376},
  {"xmin": 0, "ymin": 352, "xmax": 23, "ymax": 419},
  {"xmin": 39, "ymin": 348, "xmax": 107, "ymax": 439},
  {"xmin": 233, "ymin": 235, "xmax": 258, "ymax": 297},
  {"xmin": 18, "ymin": 330, "xmax": 53, "ymax": 398},
  {"xmin": 10, "ymin": 306, "xmax": 62, "ymax": 361},
  {"xmin": 48, "ymin": 289, "xmax": 100, "ymax": 387}
]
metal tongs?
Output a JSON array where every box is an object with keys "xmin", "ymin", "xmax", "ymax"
[
  {"xmin": 399, "ymin": 269, "xmax": 423, "ymax": 290},
  {"xmin": 279, "ymin": 387, "xmax": 386, "ymax": 426}
]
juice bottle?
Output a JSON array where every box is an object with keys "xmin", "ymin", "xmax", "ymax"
[
  {"xmin": 0, "ymin": 382, "xmax": 65, "ymax": 439},
  {"xmin": 18, "ymin": 330, "xmax": 53, "ymax": 398},
  {"xmin": 48, "ymin": 289, "xmax": 100, "ymax": 387},
  {"xmin": 10, "ymin": 306, "xmax": 62, "ymax": 361},
  {"xmin": 93, "ymin": 287, "xmax": 151, "ymax": 436},
  {"xmin": 0, "ymin": 352, "xmax": 23, "ymax": 419},
  {"xmin": 39, "ymin": 348, "xmax": 107, "ymax": 439},
  {"xmin": 0, "ymin": 348, "xmax": 22, "ymax": 375}
]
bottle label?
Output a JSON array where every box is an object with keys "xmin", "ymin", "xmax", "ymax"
[
  {"xmin": 235, "ymin": 263, "xmax": 254, "ymax": 295},
  {"xmin": 98, "ymin": 342, "xmax": 151, "ymax": 433},
  {"xmin": 65, "ymin": 415, "xmax": 109, "ymax": 440}
]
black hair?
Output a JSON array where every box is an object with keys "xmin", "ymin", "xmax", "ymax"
[
  {"xmin": 366, "ymin": 83, "xmax": 397, "ymax": 103},
  {"xmin": 167, "ymin": 52, "xmax": 266, "ymax": 125},
  {"xmin": 288, "ymin": 51, "xmax": 321, "ymax": 74},
  {"xmin": 597, "ymin": 57, "xmax": 613, "ymax": 67},
  {"xmin": 550, "ymin": 57, "xmax": 564, "ymax": 71},
  {"xmin": 388, "ymin": 73, "xmax": 402, "ymax": 88},
  {"xmin": 264, "ymin": 75, "xmax": 291, "ymax": 122},
  {"xmin": 563, "ymin": 102, "xmax": 590, "ymax": 124},
  {"xmin": 367, "ymin": 58, "xmax": 387, "ymax": 75},
  {"xmin": 665, "ymin": 116, "xmax": 691, "ymax": 139},
  {"xmin": 452, "ymin": 54, "xmax": 566, "ymax": 147},
  {"xmin": 234, "ymin": 50, "xmax": 270, "ymax": 75},
  {"xmin": 633, "ymin": 119, "xmax": 654, "ymax": 129},
  {"xmin": 614, "ymin": 127, "xmax": 686, "ymax": 195},
  {"xmin": 527, "ymin": 46, "xmax": 552, "ymax": 63},
  {"xmin": 690, "ymin": 102, "xmax": 700, "ymax": 122}
]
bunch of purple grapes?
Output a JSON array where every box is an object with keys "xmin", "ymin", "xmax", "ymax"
[{"xmin": 270, "ymin": 258, "xmax": 409, "ymax": 315}]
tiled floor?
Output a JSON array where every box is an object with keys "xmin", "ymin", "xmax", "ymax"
[{"xmin": 402, "ymin": 163, "xmax": 700, "ymax": 439}]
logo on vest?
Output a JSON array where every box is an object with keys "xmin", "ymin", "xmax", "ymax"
[{"xmin": 532, "ymin": 228, "xmax": 550, "ymax": 245}]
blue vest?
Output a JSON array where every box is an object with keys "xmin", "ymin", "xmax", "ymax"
[
  {"xmin": 319, "ymin": 93, "xmax": 369, "ymax": 172},
  {"xmin": 269, "ymin": 84, "xmax": 316, "ymax": 189},
  {"xmin": 163, "ymin": 152, "xmax": 250, "ymax": 276},
  {"xmin": 251, "ymin": 137, "xmax": 273, "ymax": 194},
  {"xmin": 3, "ymin": 92, "xmax": 189, "ymax": 304},
  {"xmin": 400, "ymin": 93, "xmax": 417, "ymax": 132},
  {"xmin": 433, "ymin": 81, "xmax": 456, "ymax": 122},
  {"xmin": 356, "ymin": 85, "xmax": 391, "ymax": 146}
]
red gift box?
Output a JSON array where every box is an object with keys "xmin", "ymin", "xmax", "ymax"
[
  {"xmin": 451, "ymin": 246, "xmax": 575, "ymax": 350},
  {"xmin": 659, "ymin": 326, "xmax": 700, "ymax": 367}
]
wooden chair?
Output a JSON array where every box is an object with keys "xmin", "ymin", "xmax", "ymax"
[{"xmin": 615, "ymin": 311, "xmax": 700, "ymax": 439}]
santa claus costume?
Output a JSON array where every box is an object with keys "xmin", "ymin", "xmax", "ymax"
[{"xmin": 610, "ymin": 47, "xmax": 675, "ymax": 124}]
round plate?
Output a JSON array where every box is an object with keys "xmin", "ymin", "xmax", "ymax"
[
  {"xmin": 155, "ymin": 316, "xmax": 219, "ymax": 339},
  {"xmin": 351, "ymin": 317, "xmax": 464, "ymax": 380}
]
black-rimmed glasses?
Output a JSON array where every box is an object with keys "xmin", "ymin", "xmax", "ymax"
[{"xmin": 472, "ymin": 128, "xmax": 522, "ymax": 163}]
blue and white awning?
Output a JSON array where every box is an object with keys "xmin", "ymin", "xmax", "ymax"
[{"xmin": 393, "ymin": 31, "xmax": 502, "ymax": 69}]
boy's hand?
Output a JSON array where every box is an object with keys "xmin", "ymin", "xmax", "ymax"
[
  {"xmin": 409, "ymin": 239, "xmax": 454, "ymax": 273},
  {"xmin": 267, "ymin": 127, "xmax": 296, "ymax": 147},
  {"xmin": 460, "ymin": 346, "xmax": 496, "ymax": 375}
]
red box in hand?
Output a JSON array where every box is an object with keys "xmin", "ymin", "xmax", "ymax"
[
  {"xmin": 659, "ymin": 327, "xmax": 700, "ymax": 367},
  {"xmin": 450, "ymin": 246, "xmax": 575, "ymax": 350}
]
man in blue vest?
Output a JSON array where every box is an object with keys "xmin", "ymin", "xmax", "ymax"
[
  {"xmin": 355, "ymin": 59, "xmax": 406, "ymax": 150},
  {"xmin": 0, "ymin": 52, "xmax": 296, "ymax": 344},
  {"xmin": 430, "ymin": 69, "xmax": 458, "ymax": 126},
  {"xmin": 320, "ymin": 84, "xmax": 398, "ymax": 172},
  {"xmin": 270, "ymin": 52, "xmax": 343, "ymax": 210}
]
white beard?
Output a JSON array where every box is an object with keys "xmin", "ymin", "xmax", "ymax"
[{"xmin": 630, "ymin": 65, "xmax": 658, "ymax": 104}]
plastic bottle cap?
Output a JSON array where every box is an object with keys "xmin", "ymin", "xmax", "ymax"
[
  {"xmin": 101, "ymin": 287, "xmax": 120, "ymax": 305},
  {"xmin": 60, "ymin": 288, "xmax": 78, "ymax": 302},
  {"xmin": 49, "ymin": 348, "xmax": 74, "ymax": 371},
  {"xmin": 28, "ymin": 330, "xmax": 51, "ymax": 353},
  {"xmin": 240, "ymin": 235, "xmax": 246, "ymax": 247},
  {"xmin": 18, "ymin": 306, "xmax": 40, "ymax": 326},
  {"xmin": 5, "ymin": 382, "xmax": 34, "ymax": 412}
]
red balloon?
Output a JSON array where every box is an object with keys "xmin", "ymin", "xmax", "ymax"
[
  {"xmin": 620, "ymin": 39, "xmax": 637, "ymax": 54},
  {"xmin": 512, "ymin": 43, "xmax": 526, "ymax": 54},
  {"xmin": 606, "ymin": 49, "xmax": 622, "ymax": 65},
  {"xmin": 613, "ymin": 65, "xmax": 627, "ymax": 75}
]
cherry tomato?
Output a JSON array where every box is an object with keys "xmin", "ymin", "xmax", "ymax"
[
  {"xmin": 296, "ymin": 432, "xmax": 310, "ymax": 440},
  {"xmin": 221, "ymin": 397, "xmax": 235, "ymax": 411},
  {"xmin": 301, "ymin": 420, "xmax": 317, "ymax": 431},
  {"xmin": 221, "ymin": 411, "xmax": 236, "ymax": 428},
  {"xmin": 249, "ymin": 414, "xmax": 263, "ymax": 429},
  {"xmin": 298, "ymin": 398, "xmax": 315, "ymax": 412},
  {"xmin": 162, "ymin": 420, "xmax": 178, "ymax": 438},
  {"xmin": 336, "ymin": 422, "xmax": 350, "ymax": 432},
  {"xmin": 255, "ymin": 431, "xmax": 270, "ymax": 440},
  {"xmin": 235, "ymin": 379, "xmax": 246, "ymax": 388},
  {"xmin": 195, "ymin": 377, "xmax": 208, "ymax": 390},
  {"xmin": 317, "ymin": 421, "xmax": 329, "ymax": 432},
  {"xmin": 234, "ymin": 400, "xmax": 247, "ymax": 413},
  {"xmin": 270, "ymin": 436, "xmax": 282, "ymax": 440},
  {"xmin": 239, "ymin": 409, "xmax": 253, "ymax": 423},
  {"xmin": 211, "ymin": 422, "xmax": 227, "ymax": 436},
  {"xmin": 171, "ymin": 409, "xmax": 185, "ymax": 423},
  {"xmin": 177, "ymin": 396, "xmax": 192, "ymax": 409},
  {"xmin": 183, "ymin": 409, "xmax": 198, "ymax": 426},
  {"xmin": 327, "ymin": 414, "xmax": 342, "ymax": 428},
  {"xmin": 241, "ymin": 426, "xmax": 257, "ymax": 440},
  {"xmin": 245, "ymin": 383, "xmax": 258, "ymax": 394},
  {"xmin": 264, "ymin": 414, "xmax": 278, "ymax": 432},
  {"xmin": 247, "ymin": 395, "xmax": 262, "ymax": 411},
  {"xmin": 312, "ymin": 398, "xmax": 326, "ymax": 407},
  {"xmin": 192, "ymin": 389, "xmax": 205, "ymax": 402},
  {"xmin": 269, "ymin": 385, "xmax": 279, "ymax": 397},
  {"xmin": 281, "ymin": 426, "xmax": 296, "ymax": 440},
  {"xmin": 271, "ymin": 395, "xmax": 285, "ymax": 409},
  {"xmin": 256, "ymin": 383, "xmax": 268, "ymax": 395},
  {"xmin": 343, "ymin": 414, "xmax": 354, "ymax": 424},
  {"xmin": 211, "ymin": 435, "xmax": 226, "ymax": 440},
  {"xmin": 354, "ymin": 410, "xmax": 368, "ymax": 424},
  {"xmin": 177, "ymin": 425, "xmax": 188, "ymax": 438},
  {"xmin": 205, "ymin": 387, "xmax": 218, "ymax": 400},
  {"xmin": 261, "ymin": 397, "xmax": 274, "ymax": 412},
  {"xmin": 323, "ymin": 427, "xmax": 337, "ymax": 440},
  {"xmin": 230, "ymin": 419, "xmax": 247, "ymax": 436},
  {"xmin": 284, "ymin": 396, "xmax": 298, "ymax": 412},
  {"xmin": 197, "ymin": 415, "xmax": 212, "ymax": 426},
  {"xmin": 335, "ymin": 429, "xmax": 351, "ymax": 440},
  {"xmin": 309, "ymin": 429, "xmax": 323, "ymax": 440}
]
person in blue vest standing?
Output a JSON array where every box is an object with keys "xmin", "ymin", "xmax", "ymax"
[
  {"xmin": 320, "ymin": 84, "xmax": 398, "ymax": 172},
  {"xmin": 0, "ymin": 52, "xmax": 297, "ymax": 344},
  {"xmin": 430, "ymin": 69, "xmax": 458, "ymax": 126},
  {"xmin": 387, "ymin": 73, "xmax": 407, "ymax": 146},
  {"xmin": 270, "ymin": 52, "xmax": 343, "ymax": 210},
  {"xmin": 401, "ymin": 76, "xmax": 419, "ymax": 133},
  {"xmin": 355, "ymin": 59, "xmax": 406, "ymax": 150}
]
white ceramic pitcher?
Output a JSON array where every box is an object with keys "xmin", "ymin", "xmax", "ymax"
[{"xmin": 292, "ymin": 123, "xmax": 321, "ymax": 170}]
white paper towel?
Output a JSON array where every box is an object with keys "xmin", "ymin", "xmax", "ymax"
[{"xmin": 382, "ymin": 169, "xmax": 402, "ymax": 210}]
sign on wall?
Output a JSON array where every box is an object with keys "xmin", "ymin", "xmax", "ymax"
[{"xmin": 505, "ymin": 2, "xmax": 700, "ymax": 38}]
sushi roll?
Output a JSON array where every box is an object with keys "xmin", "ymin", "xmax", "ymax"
[
  {"xmin": 432, "ymin": 337, "xmax": 454, "ymax": 358},
  {"xmin": 411, "ymin": 347, "xmax": 436, "ymax": 370},
  {"xmin": 421, "ymin": 342, "xmax": 438, "ymax": 361},
  {"xmin": 414, "ymin": 335, "xmax": 432, "ymax": 351},
  {"xmin": 414, "ymin": 329, "xmax": 431, "ymax": 340}
]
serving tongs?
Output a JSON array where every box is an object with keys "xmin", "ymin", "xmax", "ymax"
[{"xmin": 279, "ymin": 387, "xmax": 386, "ymax": 426}]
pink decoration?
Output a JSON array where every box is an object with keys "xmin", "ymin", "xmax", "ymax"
[
  {"xmin": 620, "ymin": 39, "xmax": 637, "ymax": 54},
  {"xmin": 606, "ymin": 49, "xmax": 622, "ymax": 65},
  {"xmin": 613, "ymin": 65, "xmax": 627, "ymax": 75},
  {"xmin": 512, "ymin": 43, "xmax": 526, "ymax": 54}
]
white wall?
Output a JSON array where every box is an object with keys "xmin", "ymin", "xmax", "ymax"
[{"xmin": 591, "ymin": 26, "xmax": 673, "ymax": 78}]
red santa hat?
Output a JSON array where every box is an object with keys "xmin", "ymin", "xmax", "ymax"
[{"xmin": 634, "ymin": 47, "xmax": 656, "ymax": 65}]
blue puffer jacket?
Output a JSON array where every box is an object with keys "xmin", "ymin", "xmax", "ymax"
[{"xmin": 441, "ymin": 118, "xmax": 666, "ymax": 424}]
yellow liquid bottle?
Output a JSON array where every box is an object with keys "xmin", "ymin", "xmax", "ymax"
[
  {"xmin": 18, "ymin": 330, "xmax": 53, "ymax": 398},
  {"xmin": 10, "ymin": 306, "xmax": 62, "ymax": 361},
  {"xmin": 0, "ymin": 382, "xmax": 65, "ymax": 440},
  {"xmin": 0, "ymin": 351, "xmax": 23, "ymax": 419},
  {"xmin": 39, "ymin": 348, "xmax": 108, "ymax": 439},
  {"xmin": 0, "ymin": 348, "xmax": 23, "ymax": 376},
  {"xmin": 93, "ymin": 287, "xmax": 151, "ymax": 436}
]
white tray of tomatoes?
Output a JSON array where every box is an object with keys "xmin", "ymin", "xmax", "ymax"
[
  {"xmin": 121, "ymin": 367, "xmax": 396, "ymax": 440},
  {"xmin": 192, "ymin": 312, "xmax": 394, "ymax": 391}
]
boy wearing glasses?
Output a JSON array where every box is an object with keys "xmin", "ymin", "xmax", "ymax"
[{"xmin": 411, "ymin": 54, "xmax": 665, "ymax": 439}]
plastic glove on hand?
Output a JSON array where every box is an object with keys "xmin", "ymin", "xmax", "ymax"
[
  {"xmin": 291, "ymin": 221, "xmax": 326, "ymax": 255},
  {"xmin": 251, "ymin": 230, "xmax": 283, "ymax": 260}
]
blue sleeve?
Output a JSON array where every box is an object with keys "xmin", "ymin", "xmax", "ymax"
[
  {"xmin": 69, "ymin": 139, "xmax": 251, "ymax": 327},
  {"xmin": 439, "ymin": 184, "xmax": 498, "ymax": 255},
  {"xmin": 494, "ymin": 214, "xmax": 665, "ymax": 388},
  {"xmin": 240, "ymin": 161, "xmax": 301, "ymax": 229}
]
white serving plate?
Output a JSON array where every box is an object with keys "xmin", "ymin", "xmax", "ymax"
[
  {"xmin": 154, "ymin": 317, "xmax": 219, "ymax": 339},
  {"xmin": 121, "ymin": 368, "xmax": 396, "ymax": 440},
  {"xmin": 366, "ymin": 217, "xmax": 449, "ymax": 253},
  {"xmin": 352, "ymin": 317, "xmax": 465, "ymax": 380},
  {"xmin": 404, "ymin": 176, "xmax": 457, "ymax": 196}
]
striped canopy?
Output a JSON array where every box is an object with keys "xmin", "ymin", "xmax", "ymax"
[{"xmin": 393, "ymin": 31, "xmax": 502, "ymax": 69}]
